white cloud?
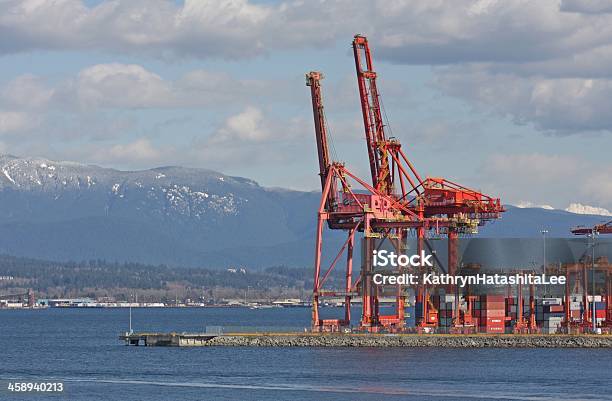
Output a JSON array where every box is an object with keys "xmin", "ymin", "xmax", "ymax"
[
  {"xmin": 49, "ymin": 106, "xmax": 312, "ymax": 173},
  {"xmin": 0, "ymin": 0, "xmax": 610, "ymax": 191},
  {"xmin": 60, "ymin": 63, "xmax": 266, "ymax": 110},
  {"xmin": 0, "ymin": 0, "xmax": 320, "ymax": 59},
  {"xmin": 582, "ymin": 166, "xmax": 612, "ymax": 207},
  {"xmin": 1, "ymin": 0, "xmax": 611, "ymax": 67},
  {"xmin": 205, "ymin": 105, "xmax": 310, "ymax": 146},
  {"xmin": 0, "ymin": 64, "xmax": 272, "ymax": 113},
  {"xmin": 0, "ymin": 111, "xmax": 33, "ymax": 133},
  {"xmin": 479, "ymin": 153, "xmax": 612, "ymax": 211},
  {"xmin": 560, "ymin": 0, "xmax": 612, "ymax": 14},
  {"xmin": 190, "ymin": 106, "xmax": 311, "ymax": 168},
  {"xmin": 435, "ymin": 68, "xmax": 612, "ymax": 133},
  {"xmin": 1, "ymin": 74, "xmax": 54, "ymax": 110},
  {"xmin": 371, "ymin": 0, "xmax": 599, "ymax": 65},
  {"xmin": 106, "ymin": 138, "xmax": 162, "ymax": 162},
  {"xmin": 0, "ymin": 0, "xmax": 589, "ymax": 64},
  {"xmin": 0, "ymin": 64, "xmax": 311, "ymax": 175},
  {"xmin": 383, "ymin": 1, "xmax": 612, "ymax": 134},
  {"xmin": 71, "ymin": 64, "xmax": 172, "ymax": 110},
  {"xmin": 3, "ymin": 0, "xmax": 612, "ymax": 135},
  {"xmin": 207, "ymin": 105, "xmax": 308, "ymax": 144},
  {"xmin": 74, "ymin": 137, "xmax": 167, "ymax": 167},
  {"xmin": 486, "ymin": 153, "xmax": 582, "ymax": 181},
  {"xmin": 0, "ymin": 63, "xmax": 277, "ymax": 151},
  {"xmin": 209, "ymin": 106, "xmax": 268, "ymax": 144}
]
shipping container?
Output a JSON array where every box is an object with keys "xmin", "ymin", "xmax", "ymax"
[{"xmin": 541, "ymin": 298, "xmax": 562, "ymax": 306}]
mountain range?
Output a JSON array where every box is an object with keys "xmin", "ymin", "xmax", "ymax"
[{"xmin": 0, "ymin": 155, "xmax": 608, "ymax": 268}]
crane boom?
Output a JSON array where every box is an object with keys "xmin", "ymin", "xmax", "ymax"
[
  {"xmin": 352, "ymin": 34, "xmax": 392, "ymax": 194},
  {"xmin": 306, "ymin": 71, "xmax": 331, "ymax": 189},
  {"xmin": 306, "ymin": 71, "xmax": 338, "ymax": 213}
]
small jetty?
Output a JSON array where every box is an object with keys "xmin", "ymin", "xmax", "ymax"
[
  {"xmin": 121, "ymin": 332, "xmax": 218, "ymax": 347},
  {"xmin": 120, "ymin": 332, "xmax": 612, "ymax": 348}
]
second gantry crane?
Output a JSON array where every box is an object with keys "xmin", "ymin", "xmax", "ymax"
[
  {"xmin": 569, "ymin": 219, "xmax": 612, "ymax": 332},
  {"xmin": 571, "ymin": 220, "xmax": 612, "ymax": 235}
]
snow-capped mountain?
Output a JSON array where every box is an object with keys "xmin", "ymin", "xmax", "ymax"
[
  {"xmin": 0, "ymin": 155, "xmax": 608, "ymax": 268},
  {"xmin": 514, "ymin": 201, "xmax": 554, "ymax": 210},
  {"xmin": 0, "ymin": 155, "xmax": 328, "ymax": 267},
  {"xmin": 0, "ymin": 154, "xmax": 249, "ymax": 219},
  {"xmin": 565, "ymin": 203, "xmax": 612, "ymax": 217},
  {"xmin": 513, "ymin": 201, "xmax": 611, "ymax": 217}
]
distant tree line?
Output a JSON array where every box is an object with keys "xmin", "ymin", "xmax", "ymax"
[{"xmin": 0, "ymin": 254, "xmax": 342, "ymax": 301}]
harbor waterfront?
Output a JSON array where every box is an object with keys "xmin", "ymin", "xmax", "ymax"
[
  {"xmin": 2, "ymin": 2, "xmax": 612, "ymax": 400},
  {"xmin": 2, "ymin": 307, "xmax": 611, "ymax": 401}
]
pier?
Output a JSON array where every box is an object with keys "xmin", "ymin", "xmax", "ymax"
[
  {"xmin": 120, "ymin": 332, "xmax": 612, "ymax": 348},
  {"xmin": 121, "ymin": 332, "xmax": 218, "ymax": 347}
]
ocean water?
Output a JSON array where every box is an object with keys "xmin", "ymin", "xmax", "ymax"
[{"xmin": 1, "ymin": 308, "xmax": 611, "ymax": 401}]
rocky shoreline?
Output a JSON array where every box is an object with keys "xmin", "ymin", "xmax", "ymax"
[{"xmin": 204, "ymin": 334, "xmax": 612, "ymax": 348}]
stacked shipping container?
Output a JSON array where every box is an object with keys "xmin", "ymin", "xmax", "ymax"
[
  {"xmin": 434, "ymin": 294, "xmax": 456, "ymax": 330},
  {"xmin": 536, "ymin": 298, "xmax": 564, "ymax": 334},
  {"xmin": 408, "ymin": 292, "xmax": 607, "ymax": 333},
  {"xmin": 473, "ymin": 295, "xmax": 505, "ymax": 333}
]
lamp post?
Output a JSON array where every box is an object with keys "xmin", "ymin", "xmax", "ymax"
[
  {"xmin": 129, "ymin": 292, "xmax": 133, "ymax": 335},
  {"xmin": 588, "ymin": 229, "xmax": 599, "ymax": 333},
  {"xmin": 244, "ymin": 286, "xmax": 252, "ymax": 305},
  {"xmin": 541, "ymin": 229, "xmax": 549, "ymax": 296}
]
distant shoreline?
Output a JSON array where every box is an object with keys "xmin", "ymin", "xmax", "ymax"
[{"xmin": 0, "ymin": 304, "xmax": 310, "ymax": 310}]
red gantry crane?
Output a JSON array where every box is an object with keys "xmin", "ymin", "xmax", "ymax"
[
  {"xmin": 307, "ymin": 71, "xmax": 425, "ymax": 332},
  {"xmin": 307, "ymin": 35, "xmax": 504, "ymax": 333},
  {"xmin": 571, "ymin": 220, "xmax": 612, "ymax": 235},
  {"xmin": 570, "ymin": 220, "xmax": 612, "ymax": 332}
]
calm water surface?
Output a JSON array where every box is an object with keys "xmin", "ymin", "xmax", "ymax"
[{"xmin": 1, "ymin": 308, "xmax": 611, "ymax": 400}]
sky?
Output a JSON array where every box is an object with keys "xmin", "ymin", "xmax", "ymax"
[{"xmin": 0, "ymin": 0, "xmax": 611, "ymax": 211}]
